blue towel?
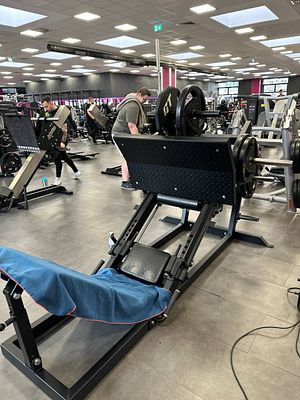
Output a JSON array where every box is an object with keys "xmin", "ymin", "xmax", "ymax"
[{"xmin": 0, "ymin": 247, "xmax": 171, "ymax": 324}]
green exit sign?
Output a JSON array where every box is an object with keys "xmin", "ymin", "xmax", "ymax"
[{"xmin": 153, "ymin": 23, "xmax": 163, "ymax": 32}]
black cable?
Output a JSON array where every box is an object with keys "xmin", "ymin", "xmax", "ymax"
[{"xmin": 231, "ymin": 286, "xmax": 300, "ymax": 400}]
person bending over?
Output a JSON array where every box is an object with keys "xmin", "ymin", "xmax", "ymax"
[
  {"xmin": 42, "ymin": 96, "xmax": 81, "ymax": 186},
  {"xmin": 112, "ymin": 87, "xmax": 151, "ymax": 190}
]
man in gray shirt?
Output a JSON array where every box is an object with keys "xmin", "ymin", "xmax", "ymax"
[{"xmin": 112, "ymin": 87, "xmax": 151, "ymax": 190}]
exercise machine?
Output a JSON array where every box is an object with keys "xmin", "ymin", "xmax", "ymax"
[
  {"xmin": 0, "ymin": 106, "xmax": 73, "ymax": 212},
  {"xmin": 0, "ymin": 128, "xmax": 275, "ymax": 400}
]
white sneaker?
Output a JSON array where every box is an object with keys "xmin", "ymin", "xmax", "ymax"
[
  {"xmin": 73, "ymin": 171, "xmax": 81, "ymax": 179},
  {"xmin": 53, "ymin": 177, "xmax": 62, "ymax": 186}
]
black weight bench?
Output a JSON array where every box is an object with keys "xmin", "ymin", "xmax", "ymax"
[{"xmin": 0, "ymin": 133, "xmax": 271, "ymax": 400}]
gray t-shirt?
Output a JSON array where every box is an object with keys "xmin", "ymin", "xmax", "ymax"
[{"xmin": 112, "ymin": 101, "xmax": 140, "ymax": 135}]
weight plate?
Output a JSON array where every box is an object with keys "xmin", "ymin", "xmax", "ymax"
[
  {"xmin": 176, "ymin": 85, "xmax": 206, "ymax": 136},
  {"xmin": 292, "ymin": 139, "xmax": 300, "ymax": 173},
  {"xmin": 155, "ymin": 86, "xmax": 180, "ymax": 135},
  {"xmin": 1, "ymin": 152, "xmax": 22, "ymax": 174},
  {"xmin": 293, "ymin": 179, "xmax": 300, "ymax": 208},
  {"xmin": 0, "ymin": 129, "xmax": 13, "ymax": 148},
  {"xmin": 238, "ymin": 136, "xmax": 258, "ymax": 199}
]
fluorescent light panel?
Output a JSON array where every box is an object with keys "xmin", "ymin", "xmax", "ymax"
[
  {"xmin": 206, "ymin": 61, "xmax": 236, "ymax": 67},
  {"xmin": 0, "ymin": 61, "xmax": 32, "ymax": 67},
  {"xmin": 231, "ymin": 57, "xmax": 242, "ymax": 60},
  {"xmin": 219, "ymin": 54, "xmax": 232, "ymax": 58},
  {"xmin": 233, "ymin": 67, "xmax": 258, "ymax": 72},
  {"xmin": 120, "ymin": 49, "xmax": 136, "ymax": 54},
  {"xmin": 80, "ymin": 56, "xmax": 95, "ymax": 61},
  {"xmin": 95, "ymin": 36, "xmax": 149, "ymax": 48},
  {"xmin": 65, "ymin": 69, "xmax": 97, "ymax": 73},
  {"xmin": 286, "ymin": 53, "xmax": 300, "ymax": 58},
  {"xmin": 74, "ymin": 12, "xmax": 100, "ymax": 21},
  {"xmin": 0, "ymin": 5, "xmax": 46, "ymax": 27},
  {"xmin": 167, "ymin": 52, "xmax": 203, "ymax": 60},
  {"xmin": 190, "ymin": 4, "xmax": 216, "ymax": 14},
  {"xmin": 50, "ymin": 62, "xmax": 62, "ymax": 66},
  {"xmin": 20, "ymin": 30, "xmax": 43, "ymax": 37},
  {"xmin": 21, "ymin": 48, "xmax": 39, "ymax": 53},
  {"xmin": 33, "ymin": 52, "xmax": 78, "ymax": 60},
  {"xmin": 250, "ymin": 35, "xmax": 267, "ymax": 41},
  {"xmin": 235, "ymin": 27, "xmax": 254, "ymax": 34},
  {"xmin": 141, "ymin": 54, "xmax": 155, "ymax": 58},
  {"xmin": 211, "ymin": 6, "xmax": 278, "ymax": 28},
  {"xmin": 115, "ymin": 24, "xmax": 137, "ymax": 31},
  {"xmin": 189, "ymin": 45, "xmax": 205, "ymax": 50},
  {"xmin": 61, "ymin": 38, "xmax": 81, "ymax": 44},
  {"xmin": 35, "ymin": 73, "xmax": 59, "ymax": 77},
  {"xmin": 272, "ymin": 47, "xmax": 285, "ymax": 51},
  {"xmin": 170, "ymin": 39, "xmax": 187, "ymax": 45}
]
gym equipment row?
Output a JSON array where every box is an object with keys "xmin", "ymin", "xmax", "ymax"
[{"xmin": 0, "ymin": 105, "xmax": 73, "ymax": 212}]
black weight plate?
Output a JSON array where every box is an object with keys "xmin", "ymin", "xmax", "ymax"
[
  {"xmin": 293, "ymin": 179, "xmax": 300, "ymax": 208},
  {"xmin": 1, "ymin": 152, "xmax": 22, "ymax": 174},
  {"xmin": 155, "ymin": 86, "xmax": 180, "ymax": 135},
  {"xmin": 176, "ymin": 85, "xmax": 206, "ymax": 136},
  {"xmin": 232, "ymin": 134, "xmax": 250, "ymax": 180},
  {"xmin": 293, "ymin": 139, "xmax": 300, "ymax": 173},
  {"xmin": 238, "ymin": 136, "xmax": 258, "ymax": 199},
  {"xmin": 0, "ymin": 129, "xmax": 13, "ymax": 148}
]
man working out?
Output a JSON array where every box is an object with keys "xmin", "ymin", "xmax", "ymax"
[
  {"xmin": 112, "ymin": 87, "xmax": 151, "ymax": 190},
  {"xmin": 42, "ymin": 96, "xmax": 81, "ymax": 186}
]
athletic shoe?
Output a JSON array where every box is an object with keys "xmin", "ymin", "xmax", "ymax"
[
  {"xmin": 73, "ymin": 171, "xmax": 81, "ymax": 179},
  {"xmin": 53, "ymin": 177, "xmax": 62, "ymax": 186},
  {"xmin": 121, "ymin": 181, "xmax": 135, "ymax": 191}
]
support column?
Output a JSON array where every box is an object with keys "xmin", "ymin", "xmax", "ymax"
[{"xmin": 161, "ymin": 67, "xmax": 176, "ymax": 89}]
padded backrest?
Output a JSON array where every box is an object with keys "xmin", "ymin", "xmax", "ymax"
[
  {"xmin": 3, "ymin": 114, "xmax": 39, "ymax": 152},
  {"xmin": 114, "ymin": 134, "xmax": 236, "ymax": 205}
]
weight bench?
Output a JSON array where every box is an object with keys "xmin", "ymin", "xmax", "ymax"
[{"xmin": 0, "ymin": 133, "xmax": 271, "ymax": 400}]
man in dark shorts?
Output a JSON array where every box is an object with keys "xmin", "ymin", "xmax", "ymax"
[{"xmin": 112, "ymin": 87, "xmax": 151, "ymax": 190}]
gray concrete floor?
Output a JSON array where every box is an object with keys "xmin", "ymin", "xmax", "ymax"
[{"xmin": 0, "ymin": 138, "xmax": 300, "ymax": 400}]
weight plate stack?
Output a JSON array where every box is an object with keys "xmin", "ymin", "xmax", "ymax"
[
  {"xmin": 293, "ymin": 179, "xmax": 300, "ymax": 208},
  {"xmin": 1, "ymin": 153, "xmax": 22, "ymax": 175}
]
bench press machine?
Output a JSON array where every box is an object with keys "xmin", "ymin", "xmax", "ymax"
[
  {"xmin": 0, "ymin": 132, "xmax": 271, "ymax": 400},
  {"xmin": 0, "ymin": 106, "xmax": 73, "ymax": 212}
]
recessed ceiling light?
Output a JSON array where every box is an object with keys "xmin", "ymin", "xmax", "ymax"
[
  {"xmin": 260, "ymin": 35, "xmax": 300, "ymax": 48},
  {"xmin": 242, "ymin": 72, "xmax": 251, "ymax": 75},
  {"xmin": 23, "ymin": 80, "xmax": 32, "ymax": 83},
  {"xmin": 203, "ymin": 78, "xmax": 210, "ymax": 81},
  {"xmin": 231, "ymin": 57, "xmax": 242, "ymax": 61},
  {"xmin": 115, "ymin": 23, "xmax": 137, "ymax": 31},
  {"xmin": 0, "ymin": 71, "xmax": 12, "ymax": 75},
  {"xmin": 0, "ymin": 57, "xmax": 5, "ymax": 61},
  {"xmin": 74, "ymin": 12, "xmax": 100, "ymax": 22},
  {"xmin": 141, "ymin": 53, "xmax": 155, "ymax": 58},
  {"xmin": 130, "ymin": 70, "xmax": 139, "ymax": 73},
  {"xmin": 170, "ymin": 39, "xmax": 187, "ymax": 45},
  {"xmin": 33, "ymin": 52, "xmax": 78, "ymax": 60},
  {"xmin": 45, "ymin": 69, "xmax": 56, "ymax": 72},
  {"xmin": 220, "ymin": 68, "xmax": 229, "ymax": 71},
  {"xmin": 281, "ymin": 50, "xmax": 293, "ymax": 54},
  {"xmin": 40, "ymin": 78, "xmax": 49, "ymax": 81},
  {"xmin": 0, "ymin": 61, "xmax": 33, "ymax": 67},
  {"xmin": 235, "ymin": 27, "xmax": 254, "ymax": 34},
  {"xmin": 34, "ymin": 73, "xmax": 59, "ymax": 77},
  {"xmin": 22, "ymin": 67, "xmax": 35, "ymax": 70},
  {"xmin": 275, "ymin": 69, "xmax": 283, "ymax": 71},
  {"xmin": 211, "ymin": 6, "xmax": 278, "ymax": 28},
  {"xmin": 7, "ymin": 82, "xmax": 16, "ymax": 85},
  {"xmin": 80, "ymin": 56, "xmax": 95, "ymax": 61},
  {"xmin": 95, "ymin": 35, "xmax": 149, "ymax": 48},
  {"xmin": 83, "ymin": 72, "xmax": 93, "ymax": 75},
  {"xmin": 219, "ymin": 54, "xmax": 232, "ymax": 58},
  {"xmin": 269, "ymin": 68, "xmax": 278, "ymax": 70},
  {"xmin": 190, "ymin": 62, "xmax": 200, "ymax": 66},
  {"xmin": 211, "ymin": 66, "xmax": 221, "ymax": 70},
  {"xmin": 105, "ymin": 62, "xmax": 125, "ymax": 68},
  {"xmin": 257, "ymin": 64, "xmax": 266, "ymax": 67},
  {"xmin": 294, "ymin": 58, "xmax": 300, "ymax": 61},
  {"xmin": 290, "ymin": 73, "xmax": 297, "ymax": 76},
  {"xmin": 177, "ymin": 60, "xmax": 188, "ymax": 63},
  {"xmin": 249, "ymin": 62, "xmax": 259, "ymax": 65},
  {"xmin": 150, "ymin": 73, "xmax": 158, "ymax": 77},
  {"xmin": 103, "ymin": 59, "xmax": 116, "ymax": 63},
  {"xmin": 189, "ymin": 45, "xmax": 205, "ymax": 50},
  {"xmin": 0, "ymin": 6, "xmax": 46, "ymax": 27},
  {"xmin": 20, "ymin": 29, "xmax": 43, "ymax": 37},
  {"xmin": 190, "ymin": 4, "xmax": 216, "ymax": 14},
  {"xmin": 272, "ymin": 46, "xmax": 286, "ymax": 51},
  {"xmin": 21, "ymin": 48, "xmax": 39, "ymax": 53},
  {"xmin": 206, "ymin": 61, "xmax": 236, "ymax": 67},
  {"xmin": 72, "ymin": 65, "xmax": 84, "ymax": 68},
  {"xmin": 287, "ymin": 53, "xmax": 300, "ymax": 58},
  {"xmin": 60, "ymin": 75, "xmax": 70, "ymax": 78},
  {"xmin": 237, "ymin": 77, "xmax": 243, "ymax": 80},
  {"xmin": 109, "ymin": 69, "xmax": 120, "ymax": 72},
  {"xmin": 233, "ymin": 67, "xmax": 258, "ymax": 72},
  {"xmin": 188, "ymin": 77, "xmax": 196, "ymax": 80},
  {"xmin": 22, "ymin": 73, "xmax": 33, "ymax": 76},
  {"xmin": 61, "ymin": 38, "xmax": 81, "ymax": 44},
  {"xmin": 120, "ymin": 49, "xmax": 136, "ymax": 54},
  {"xmin": 50, "ymin": 62, "xmax": 62, "ymax": 66},
  {"xmin": 250, "ymin": 35, "xmax": 267, "ymax": 41},
  {"xmin": 284, "ymin": 71, "xmax": 291, "ymax": 74},
  {"xmin": 65, "ymin": 68, "xmax": 97, "ymax": 73},
  {"xmin": 167, "ymin": 52, "xmax": 203, "ymax": 60},
  {"xmin": 3, "ymin": 76, "xmax": 13, "ymax": 79}
]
